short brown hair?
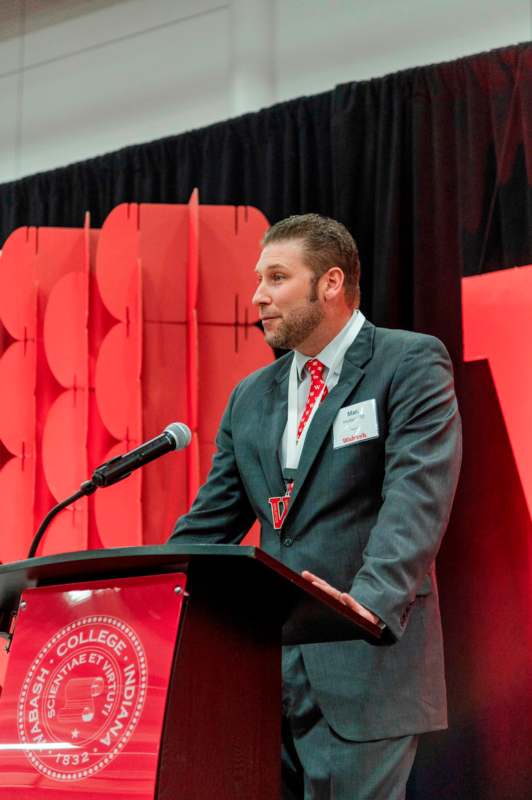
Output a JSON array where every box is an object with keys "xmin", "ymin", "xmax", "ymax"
[{"xmin": 261, "ymin": 213, "xmax": 360, "ymax": 306}]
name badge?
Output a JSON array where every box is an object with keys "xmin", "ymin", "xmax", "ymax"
[{"xmin": 333, "ymin": 399, "xmax": 379, "ymax": 449}]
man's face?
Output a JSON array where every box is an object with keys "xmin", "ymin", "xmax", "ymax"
[{"xmin": 252, "ymin": 239, "xmax": 325, "ymax": 350}]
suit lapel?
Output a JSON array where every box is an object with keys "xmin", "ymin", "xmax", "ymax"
[
  {"xmin": 287, "ymin": 320, "xmax": 376, "ymax": 515},
  {"xmin": 258, "ymin": 356, "xmax": 291, "ymax": 497}
]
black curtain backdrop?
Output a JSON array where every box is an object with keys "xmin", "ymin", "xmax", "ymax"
[
  {"xmin": 1, "ymin": 42, "xmax": 530, "ymax": 366},
  {"xmin": 1, "ymin": 42, "xmax": 532, "ymax": 798}
]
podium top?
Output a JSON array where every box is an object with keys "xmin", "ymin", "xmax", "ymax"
[{"xmin": 0, "ymin": 544, "xmax": 381, "ymax": 645}]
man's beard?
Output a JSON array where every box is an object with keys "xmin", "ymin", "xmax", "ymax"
[{"xmin": 264, "ymin": 297, "xmax": 324, "ymax": 350}]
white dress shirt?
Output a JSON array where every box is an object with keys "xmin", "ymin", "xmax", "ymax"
[{"xmin": 280, "ymin": 310, "xmax": 366, "ymax": 468}]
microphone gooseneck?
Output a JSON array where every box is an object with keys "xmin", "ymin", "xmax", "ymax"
[
  {"xmin": 27, "ymin": 480, "xmax": 97, "ymax": 560},
  {"xmin": 26, "ymin": 423, "xmax": 191, "ymax": 559}
]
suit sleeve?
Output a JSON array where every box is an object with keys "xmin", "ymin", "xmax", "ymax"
[
  {"xmin": 169, "ymin": 386, "xmax": 256, "ymax": 544},
  {"xmin": 350, "ymin": 335, "xmax": 462, "ymax": 640}
]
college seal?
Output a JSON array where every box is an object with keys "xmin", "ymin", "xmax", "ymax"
[{"xmin": 17, "ymin": 614, "xmax": 148, "ymax": 782}]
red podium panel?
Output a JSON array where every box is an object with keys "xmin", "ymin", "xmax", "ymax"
[
  {"xmin": 0, "ymin": 545, "xmax": 380, "ymax": 799},
  {"xmin": 0, "ymin": 572, "xmax": 185, "ymax": 798}
]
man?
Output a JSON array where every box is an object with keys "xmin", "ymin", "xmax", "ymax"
[{"xmin": 171, "ymin": 214, "xmax": 462, "ymax": 799}]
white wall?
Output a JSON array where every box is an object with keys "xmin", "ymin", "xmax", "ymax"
[{"xmin": 0, "ymin": 0, "xmax": 530, "ymax": 184}]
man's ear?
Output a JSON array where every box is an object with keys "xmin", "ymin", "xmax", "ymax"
[{"xmin": 321, "ymin": 267, "xmax": 345, "ymax": 301}]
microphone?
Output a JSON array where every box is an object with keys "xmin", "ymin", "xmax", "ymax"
[{"xmin": 91, "ymin": 422, "xmax": 192, "ymax": 488}]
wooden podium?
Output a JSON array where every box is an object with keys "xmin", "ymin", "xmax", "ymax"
[{"xmin": 0, "ymin": 544, "xmax": 380, "ymax": 799}]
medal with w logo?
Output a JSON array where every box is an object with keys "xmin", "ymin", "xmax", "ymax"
[
  {"xmin": 268, "ymin": 494, "xmax": 291, "ymax": 530},
  {"xmin": 268, "ymin": 479, "xmax": 294, "ymax": 530}
]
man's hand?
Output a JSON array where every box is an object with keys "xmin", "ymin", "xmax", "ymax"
[{"xmin": 301, "ymin": 570, "xmax": 382, "ymax": 626}]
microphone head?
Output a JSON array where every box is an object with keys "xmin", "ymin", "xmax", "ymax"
[{"xmin": 165, "ymin": 422, "xmax": 192, "ymax": 450}]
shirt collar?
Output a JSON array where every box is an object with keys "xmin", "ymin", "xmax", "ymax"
[{"xmin": 294, "ymin": 309, "xmax": 361, "ymax": 380}]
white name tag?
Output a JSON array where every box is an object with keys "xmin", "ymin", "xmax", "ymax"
[{"xmin": 333, "ymin": 399, "xmax": 379, "ymax": 449}]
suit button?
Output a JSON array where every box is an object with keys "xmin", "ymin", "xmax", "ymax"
[{"xmin": 283, "ymin": 537, "xmax": 293, "ymax": 547}]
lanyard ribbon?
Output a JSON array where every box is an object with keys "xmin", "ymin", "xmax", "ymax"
[{"xmin": 269, "ymin": 311, "xmax": 366, "ymax": 531}]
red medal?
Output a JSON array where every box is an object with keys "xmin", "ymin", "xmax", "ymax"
[
  {"xmin": 268, "ymin": 494, "xmax": 290, "ymax": 530},
  {"xmin": 268, "ymin": 481, "xmax": 294, "ymax": 530}
]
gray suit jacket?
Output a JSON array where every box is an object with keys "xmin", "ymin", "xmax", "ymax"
[{"xmin": 171, "ymin": 320, "xmax": 462, "ymax": 740}]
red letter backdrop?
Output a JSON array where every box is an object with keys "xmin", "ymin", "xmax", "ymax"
[{"xmin": 0, "ymin": 195, "xmax": 272, "ymax": 562}]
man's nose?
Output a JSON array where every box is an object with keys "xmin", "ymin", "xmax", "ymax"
[{"xmin": 252, "ymin": 281, "xmax": 270, "ymax": 306}]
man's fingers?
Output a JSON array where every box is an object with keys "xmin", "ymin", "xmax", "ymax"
[
  {"xmin": 301, "ymin": 570, "xmax": 322, "ymax": 583},
  {"xmin": 340, "ymin": 593, "xmax": 381, "ymax": 625},
  {"xmin": 339, "ymin": 592, "xmax": 358, "ymax": 611},
  {"xmin": 313, "ymin": 579, "xmax": 336, "ymax": 593},
  {"xmin": 302, "ymin": 570, "xmax": 343, "ymax": 600},
  {"xmin": 302, "ymin": 577, "xmax": 381, "ymax": 624},
  {"xmin": 302, "ymin": 572, "xmax": 334, "ymax": 591}
]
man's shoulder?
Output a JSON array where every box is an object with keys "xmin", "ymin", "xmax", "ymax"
[
  {"xmin": 361, "ymin": 324, "xmax": 454, "ymax": 394},
  {"xmin": 371, "ymin": 323, "xmax": 449, "ymax": 359}
]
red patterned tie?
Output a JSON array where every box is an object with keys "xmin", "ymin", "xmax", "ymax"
[{"xmin": 297, "ymin": 358, "xmax": 328, "ymax": 439}]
